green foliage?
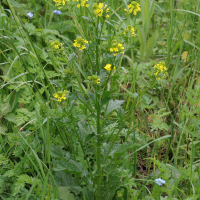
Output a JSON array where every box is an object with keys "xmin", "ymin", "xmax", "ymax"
[{"xmin": 1, "ymin": 0, "xmax": 200, "ymax": 199}]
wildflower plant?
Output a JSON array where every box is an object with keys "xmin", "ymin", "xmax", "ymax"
[
  {"xmin": 93, "ymin": 3, "xmax": 110, "ymax": 18},
  {"xmin": 88, "ymin": 75, "xmax": 100, "ymax": 84},
  {"xmin": 123, "ymin": 25, "xmax": 136, "ymax": 37},
  {"xmin": 124, "ymin": 1, "xmax": 141, "ymax": 15},
  {"xmin": 104, "ymin": 64, "xmax": 116, "ymax": 71},
  {"xmin": 75, "ymin": 0, "xmax": 89, "ymax": 8},
  {"xmin": 155, "ymin": 178, "xmax": 166, "ymax": 186},
  {"xmin": 3, "ymin": 0, "xmax": 200, "ymax": 199},
  {"xmin": 53, "ymin": 90, "xmax": 68, "ymax": 102},
  {"xmin": 110, "ymin": 41, "xmax": 125, "ymax": 56},
  {"xmin": 51, "ymin": 40, "xmax": 64, "ymax": 50},
  {"xmin": 73, "ymin": 37, "xmax": 88, "ymax": 50},
  {"xmin": 27, "ymin": 12, "xmax": 33, "ymax": 19},
  {"xmin": 53, "ymin": 10, "xmax": 62, "ymax": 15},
  {"xmin": 49, "ymin": 0, "xmax": 141, "ymax": 199},
  {"xmin": 53, "ymin": 0, "xmax": 69, "ymax": 9},
  {"xmin": 3, "ymin": 0, "xmax": 165, "ymax": 199},
  {"xmin": 153, "ymin": 61, "xmax": 168, "ymax": 80}
]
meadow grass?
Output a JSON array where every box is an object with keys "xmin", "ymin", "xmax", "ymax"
[{"xmin": 1, "ymin": 0, "xmax": 200, "ymax": 199}]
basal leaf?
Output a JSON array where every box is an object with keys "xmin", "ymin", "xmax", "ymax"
[
  {"xmin": 145, "ymin": 30, "xmax": 158, "ymax": 60},
  {"xmin": 58, "ymin": 186, "xmax": 75, "ymax": 200},
  {"xmin": 50, "ymin": 145, "xmax": 64, "ymax": 159},
  {"xmin": 53, "ymin": 159, "xmax": 85, "ymax": 176}
]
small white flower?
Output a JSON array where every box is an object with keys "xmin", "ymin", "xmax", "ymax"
[{"xmin": 155, "ymin": 178, "xmax": 165, "ymax": 186}]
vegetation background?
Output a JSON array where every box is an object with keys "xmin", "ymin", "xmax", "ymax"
[{"xmin": 1, "ymin": 0, "xmax": 200, "ymax": 199}]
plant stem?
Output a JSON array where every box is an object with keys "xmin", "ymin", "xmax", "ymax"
[{"xmin": 96, "ymin": 17, "xmax": 101, "ymax": 200}]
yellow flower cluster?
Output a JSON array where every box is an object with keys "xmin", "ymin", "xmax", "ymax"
[
  {"xmin": 123, "ymin": 25, "xmax": 136, "ymax": 37},
  {"xmin": 110, "ymin": 42, "xmax": 125, "ymax": 56},
  {"xmin": 53, "ymin": 0, "xmax": 69, "ymax": 9},
  {"xmin": 93, "ymin": 3, "xmax": 110, "ymax": 18},
  {"xmin": 88, "ymin": 75, "xmax": 100, "ymax": 84},
  {"xmin": 95, "ymin": 79, "xmax": 100, "ymax": 84},
  {"xmin": 104, "ymin": 64, "xmax": 116, "ymax": 71},
  {"xmin": 51, "ymin": 40, "xmax": 63, "ymax": 50},
  {"xmin": 124, "ymin": 1, "xmax": 141, "ymax": 15},
  {"xmin": 153, "ymin": 62, "xmax": 168, "ymax": 80},
  {"xmin": 54, "ymin": 90, "xmax": 68, "ymax": 102},
  {"xmin": 74, "ymin": 0, "xmax": 89, "ymax": 8},
  {"xmin": 73, "ymin": 37, "xmax": 88, "ymax": 50}
]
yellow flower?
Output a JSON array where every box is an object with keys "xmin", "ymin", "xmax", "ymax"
[
  {"xmin": 53, "ymin": 0, "xmax": 89, "ymax": 9},
  {"xmin": 104, "ymin": 64, "xmax": 116, "ymax": 71},
  {"xmin": 88, "ymin": 75, "xmax": 100, "ymax": 84},
  {"xmin": 51, "ymin": 40, "xmax": 64, "ymax": 50},
  {"xmin": 110, "ymin": 41, "xmax": 125, "ymax": 56},
  {"xmin": 73, "ymin": 37, "xmax": 88, "ymax": 51},
  {"xmin": 123, "ymin": 25, "xmax": 136, "ymax": 37},
  {"xmin": 124, "ymin": 1, "xmax": 141, "ymax": 15},
  {"xmin": 153, "ymin": 62, "xmax": 168, "ymax": 80},
  {"xmin": 53, "ymin": 0, "xmax": 69, "ymax": 9},
  {"xmin": 93, "ymin": 3, "xmax": 110, "ymax": 18},
  {"xmin": 75, "ymin": 0, "xmax": 88, "ymax": 8},
  {"xmin": 53, "ymin": 90, "xmax": 68, "ymax": 102},
  {"xmin": 95, "ymin": 79, "xmax": 100, "ymax": 84}
]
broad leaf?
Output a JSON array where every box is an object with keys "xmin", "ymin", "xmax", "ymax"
[
  {"xmin": 50, "ymin": 146, "xmax": 64, "ymax": 159},
  {"xmin": 58, "ymin": 186, "xmax": 75, "ymax": 200},
  {"xmin": 53, "ymin": 159, "xmax": 85, "ymax": 176},
  {"xmin": 105, "ymin": 100, "xmax": 124, "ymax": 117},
  {"xmin": 145, "ymin": 30, "xmax": 158, "ymax": 60}
]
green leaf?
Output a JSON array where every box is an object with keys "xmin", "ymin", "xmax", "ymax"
[
  {"xmin": 0, "ymin": 102, "xmax": 12, "ymax": 117},
  {"xmin": 87, "ymin": 91, "xmax": 95, "ymax": 103},
  {"xmin": 166, "ymin": 164, "xmax": 187, "ymax": 178},
  {"xmin": 4, "ymin": 169, "xmax": 14, "ymax": 177},
  {"xmin": 81, "ymin": 16, "xmax": 92, "ymax": 22},
  {"xmin": 58, "ymin": 186, "xmax": 75, "ymax": 200},
  {"xmin": 0, "ymin": 154, "xmax": 9, "ymax": 165},
  {"xmin": 43, "ymin": 29, "xmax": 60, "ymax": 35},
  {"xmin": 65, "ymin": 152, "xmax": 70, "ymax": 161},
  {"xmin": 46, "ymin": 70, "xmax": 60, "ymax": 79},
  {"xmin": 50, "ymin": 146, "xmax": 64, "ymax": 159},
  {"xmin": 112, "ymin": 143, "xmax": 138, "ymax": 157},
  {"xmin": 24, "ymin": 22, "xmax": 36, "ymax": 35},
  {"xmin": 125, "ymin": 135, "xmax": 171, "ymax": 159},
  {"xmin": 137, "ymin": 27, "xmax": 146, "ymax": 60},
  {"xmin": 7, "ymin": 0, "xmax": 28, "ymax": 15},
  {"xmin": 185, "ymin": 196, "xmax": 199, "ymax": 200},
  {"xmin": 117, "ymin": 106, "xmax": 124, "ymax": 119},
  {"xmin": 105, "ymin": 20, "xmax": 114, "ymax": 27},
  {"xmin": 0, "ymin": 13, "xmax": 7, "ymax": 17},
  {"xmin": 84, "ymin": 134, "xmax": 95, "ymax": 144},
  {"xmin": 0, "ymin": 124, "xmax": 7, "ymax": 135},
  {"xmin": 143, "ymin": 0, "xmax": 150, "ymax": 36},
  {"xmin": 53, "ymin": 159, "xmax": 85, "ymax": 176},
  {"xmin": 149, "ymin": 0, "xmax": 155, "ymax": 18},
  {"xmin": 68, "ymin": 53, "xmax": 76, "ymax": 62},
  {"xmin": 54, "ymin": 171, "xmax": 78, "ymax": 186},
  {"xmin": 145, "ymin": 30, "xmax": 158, "ymax": 60},
  {"xmin": 5, "ymin": 113, "xmax": 17, "ymax": 123},
  {"xmin": 70, "ymin": 186, "xmax": 82, "ymax": 196},
  {"xmin": 12, "ymin": 174, "xmax": 41, "ymax": 196},
  {"xmin": 105, "ymin": 100, "xmax": 124, "ymax": 117}
]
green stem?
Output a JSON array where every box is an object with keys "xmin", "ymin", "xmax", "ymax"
[{"xmin": 96, "ymin": 17, "xmax": 102, "ymax": 200}]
